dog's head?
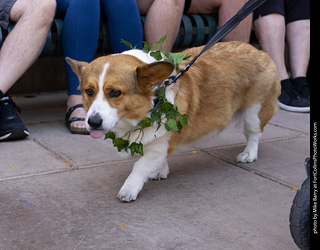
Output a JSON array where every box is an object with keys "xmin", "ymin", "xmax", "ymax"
[{"xmin": 66, "ymin": 53, "xmax": 174, "ymax": 138}]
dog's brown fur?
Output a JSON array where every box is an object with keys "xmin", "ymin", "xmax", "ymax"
[{"xmin": 166, "ymin": 42, "xmax": 281, "ymax": 154}]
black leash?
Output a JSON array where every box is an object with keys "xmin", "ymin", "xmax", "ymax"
[{"xmin": 162, "ymin": 0, "xmax": 266, "ymax": 86}]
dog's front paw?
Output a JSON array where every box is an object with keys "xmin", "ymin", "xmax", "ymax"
[
  {"xmin": 117, "ymin": 176, "xmax": 144, "ymax": 202},
  {"xmin": 236, "ymin": 151, "xmax": 257, "ymax": 163}
]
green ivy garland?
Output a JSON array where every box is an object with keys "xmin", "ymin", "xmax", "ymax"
[{"xmin": 104, "ymin": 35, "xmax": 189, "ymax": 156}]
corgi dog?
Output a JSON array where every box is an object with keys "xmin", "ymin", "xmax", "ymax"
[{"xmin": 66, "ymin": 41, "xmax": 281, "ymax": 202}]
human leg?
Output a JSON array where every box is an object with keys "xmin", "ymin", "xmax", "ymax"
[
  {"xmin": 216, "ymin": 0, "xmax": 252, "ymax": 42},
  {"xmin": 287, "ymin": 20, "xmax": 310, "ymax": 101},
  {"xmin": 137, "ymin": 0, "xmax": 185, "ymax": 52},
  {"xmin": 0, "ymin": 0, "xmax": 56, "ymax": 140},
  {"xmin": 56, "ymin": 0, "xmax": 100, "ymax": 132},
  {"xmin": 254, "ymin": 14, "xmax": 309, "ymax": 112},
  {"xmin": 285, "ymin": 0, "xmax": 310, "ymax": 100},
  {"xmin": 101, "ymin": 0, "xmax": 143, "ymax": 52},
  {"xmin": 188, "ymin": 0, "xmax": 252, "ymax": 42},
  {"xmin": 287, "ymin": 20, "xmax": 310, "ymax": 79},
  {"xmin": 285, "ymin": 0, "xmax": 310, "ymax": 79},
  {"xmin": 0, "ymin": 0, "xmax": 56, "ymax": 94},
  {"xmin": 253, "ymin": 0, "xmax": 309, "ymax": 112},
  {"xmin": 254, "ymin": 14, "xmax": 289, "ymax": 80}
]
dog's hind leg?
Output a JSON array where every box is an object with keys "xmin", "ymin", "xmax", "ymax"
[{"xmin": 236, "ymin": 104, "xmax": 262, "ymax": 163}]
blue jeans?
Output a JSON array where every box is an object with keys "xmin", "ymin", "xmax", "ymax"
[{"xmin": 56, "ymin": 0, "xmax": 143, "ymax": 95}]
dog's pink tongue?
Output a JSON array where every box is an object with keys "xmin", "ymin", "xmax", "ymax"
[{"xmin": 90, "ymin": 130, "xmax": 105, "ymax": 139}]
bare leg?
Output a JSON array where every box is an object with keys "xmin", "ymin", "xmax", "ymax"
[
  {"xmin": 216, "ymin": 0, "xmax": 252, "ymax": 42},
  {"xmin": 254, "ymin": 14, "xmax": 289, "ymax": 80},
  {"xmin": 137, "ymin": 0, "xmax": 185, "ymax": 51},
  {"xmin": 286, "ymin": 20, "xmax": 310, "ymax": 78},
  {"xmin": 188, "ymin": 0, "xmax": 252, "ymax": 42},
  {"xmin": 0, "ymin": 0, "xmax": 56, "ymax": 93}
]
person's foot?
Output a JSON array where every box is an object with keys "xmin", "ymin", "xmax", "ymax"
[
  {"xmin": 0, "ymin": 93, "xmax": 29, "ymax": 141},
  {"xmin": 291, "ymin": 77, "xmax": 310, "ymax": 101},
  {"xmin": 278, "ymin": 79, "xmax": 310, "ymax": 113},
  {"xmin": 65, "ymin": 95, "xmax": 89, "ymax": 134}
]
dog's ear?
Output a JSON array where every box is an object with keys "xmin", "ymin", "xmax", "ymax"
[
  {"xmin": 65, "ymin": 57, "xmax": 89, "ymax": 86},
  {"xmin": 136, "ymin": 61, "xmax": 174, "ymax": 93}
]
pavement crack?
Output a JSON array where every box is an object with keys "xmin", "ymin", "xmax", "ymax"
[
  {"xmin": 268, "ymin": 122, "xmax": 310, "ymax": 136},
  {"xmin": 33, "ymin": 139, "xmax": 75, "ymax": 170}
]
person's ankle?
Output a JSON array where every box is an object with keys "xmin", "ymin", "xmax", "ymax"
[{"xmin": 67, "ymin": 94, "xmax": 83, "ymax": 109}]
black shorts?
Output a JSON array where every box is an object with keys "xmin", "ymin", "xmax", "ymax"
[
  {"xmin": 0, "ymin": 0, "xmax": 17, "ymax": 29},
  {"xmin": 253, "ymin": 0, "xmax": 310, "ymax": 24}
]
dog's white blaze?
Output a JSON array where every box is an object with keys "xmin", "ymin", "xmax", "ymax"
[
  {"xmin": 98, "ymin": 62, "xmax": 109, "ymax": 89},
  {"xmin": 86, "ymin": 63, "xmax": 118, "ymax": 131}
]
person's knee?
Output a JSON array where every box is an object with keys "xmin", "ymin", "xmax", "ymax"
[
  {"xmin": 11, "ymin": 0, "xmax": 56, "ymax": 25},
  {"xmin": 34, "ymin": 0, "xmax": 56, "ymax": 26}
]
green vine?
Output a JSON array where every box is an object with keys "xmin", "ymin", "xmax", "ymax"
[{"xmin": 106, "ymin": 35, "xmax": 189, "ymax": 156}]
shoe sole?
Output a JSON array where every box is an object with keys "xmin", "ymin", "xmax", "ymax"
[
  {"xmin": 0, "ymin": 128, "xmax": 29, "ymax": 141},
  {"xmin": 277, "ymin": 102, "xmax": 310, "ymax": 113}
]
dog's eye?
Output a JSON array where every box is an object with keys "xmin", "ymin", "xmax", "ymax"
[
  {"xmin": 86, "ymin": 88, "xmax": 95, "ymax": 97},
  {"xmin": 109, "ymin": 90, "xmax": 122, "ymax": 98}
]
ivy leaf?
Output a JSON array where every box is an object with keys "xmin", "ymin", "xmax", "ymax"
[
  {"xmin": 151, "ymin": 111, "xmax": 162, "ymax": 123},
  {"xmin": 166, "ymin": 53, "xmax": 185, "ymax": 65},
  {"xmin": 120, "ymin": 39, "xmax": 133, "ymax": 49},
  {"xmin": 177, "ymin": 121, "xmax": 183, "ymax": 133},
  {"xmin": 155, "ymin": 87, "xmax": 166, "ymax": 100},
  {"xmin": 143, "ymin": 41, "xmax": 149, "ymax": 53},
  {"xmin": 179, "ymin": 114, "xmax": 188, "ymax": 127},
  {"xmin": 165, "ymin": 52, "xmax": 191, "ymax": 68},
  {"xmin": 156, "ymin": 121, "xmax": 162, "ymax": 132},
  {"xmin": 165, "ymin": 119, "xmax": 179, "ymax": 132},
  {"xmin": 159, "ymin": 101, "xmax": 174, "ymax": 113},
  {"xmin": 113, "ymin": 138, "xmax": 129, "ymax": 152},
  {"xmin": 165, "ymin": 106, "xmax": 181, "ymax": 119},
  {"xmin": 158, "ymin": 34, "xmax": 167, "ymax": 45},
  {"xmin": 136, "ymin": 143, "xmax": 144, "ymax": 156},
  {"xmin": 150, "ymin": 50, "xmax": 163, "ymax": 61},
  {"xmin": 104, "ymin": 131, "xmax": 116, "ymax": 140},
  {"xmin": 151, "ymin": 34, "xmax": 167, "ymax": 50},
  {"xmin": 129, "ymin": 142, "xmax": 144, "ymax": 156},
  {"xmin": 138, "ymin": 117, "xmax": 153, "ymax": 128}
]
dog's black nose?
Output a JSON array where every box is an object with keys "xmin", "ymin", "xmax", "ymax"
[{"xmin": 88, "ymin": 113, "xmax": 103, "ymax": 129}]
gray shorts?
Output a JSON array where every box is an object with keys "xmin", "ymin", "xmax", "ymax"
[{"xmin": 0, "ymin": 0, "xmax": 17, "ymax": 29}]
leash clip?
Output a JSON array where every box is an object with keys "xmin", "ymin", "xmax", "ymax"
[
  {"xmin": 162, "ymin": 75, "xmax": 177, "ymax": 87},
  {"xmin": 159, "ymin": 66, "xmax": 189, "ymax": 88}
]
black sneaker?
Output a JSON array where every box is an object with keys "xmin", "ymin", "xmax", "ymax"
[
  {"xmin": 277, "ymin": 79, "xmax": 310, "ymax": 113},
  {"xmin": 291, "ymin": 77, "xmax": 310, "ymax": 101},
  {"xmin": 0, "ymin": 94, "xmax": 29, "ymax": 141}
]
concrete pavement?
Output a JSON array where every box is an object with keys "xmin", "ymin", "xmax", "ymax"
[{"xmin": 0, "ymin": 92, "xmax": 310, "ymax": 250}]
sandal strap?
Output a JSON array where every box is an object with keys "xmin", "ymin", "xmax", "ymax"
[
  {"xmin": 68, "ymin": 117, "xmax": 85, "ymax": 123},
  {"xmin": 65, "ymin": 104, "xmax": 84, "ymax": 123}
]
